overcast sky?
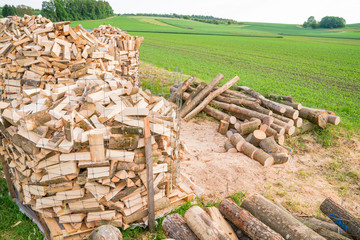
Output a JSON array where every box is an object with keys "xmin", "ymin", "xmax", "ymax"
[{"xmin": 2, "ymin": 0, "xmax": 359, "ymax": 24}]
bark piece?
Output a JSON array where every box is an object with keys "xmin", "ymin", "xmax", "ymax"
[{"xmin": 162, "ymin": 213, "xmax": 199, "ymax": 240}]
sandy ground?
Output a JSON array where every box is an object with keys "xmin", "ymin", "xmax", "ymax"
[{"xmin": 180, "ymin": 118, "xmax": 360, "ymax": 216}]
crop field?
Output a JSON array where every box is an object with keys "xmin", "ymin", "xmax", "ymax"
[{"xmin": 73, "ymin": 16, "xmax": 360, "ymax": 130}]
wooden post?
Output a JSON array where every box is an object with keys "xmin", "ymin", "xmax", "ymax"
[
  {"xmin": 144, "ymin": 117, "xmax": 155, "ymax": 232},
  {"xmin": 1, "ymin": 155, "xmax": 16, "ymax": 199}
]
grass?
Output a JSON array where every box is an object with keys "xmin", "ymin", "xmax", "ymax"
[{"xmin": 73, "ymin": 15, "xmax": 360, "ymax": 130}]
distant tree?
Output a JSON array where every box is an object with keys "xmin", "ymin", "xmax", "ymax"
[
  {"xmin": 319, "ymin": 16, "xmax": 346, "ymax": 28},
  {"xmin": 303, "ymin": 16, "xmax": 319, "ymax": 29},
  {"xmin": 2, "ymin": 4, "xmax": 17, "ymax": 17},
  {"xmin": 16, "ymin": 5, "xmax": 34, "ymax": 16}
]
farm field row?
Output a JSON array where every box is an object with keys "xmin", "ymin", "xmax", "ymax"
[{"xmin": 72, "ymin": 16, "xmax": 360, "ymax": 129}]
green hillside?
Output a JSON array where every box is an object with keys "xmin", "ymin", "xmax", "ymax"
[{"xmin": 72, "ymin": 16, "xmax": 360, "ymax": 129}]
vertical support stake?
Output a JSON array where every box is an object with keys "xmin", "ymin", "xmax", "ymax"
[{"xmin": 144, "ymin": 117, "xmax": 155, "ymax": 232}]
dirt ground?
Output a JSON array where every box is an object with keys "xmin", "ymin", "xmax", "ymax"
[{"xmin": 179, "ymin": 118, "xmax": 360, "ymax": 216}]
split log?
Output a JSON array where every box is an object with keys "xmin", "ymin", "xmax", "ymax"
[
  {"xmin": 320, "ymin": 197, "xmax": 360, "ymax": 239},
  {"xmin": 205, "ymin": 207, "xmax": 239, "ymax": 240},
  {"xmin": 162, "ymin": 213, "xmax": 199, "ymax": 240},
  {"xmin": 296, "ymin": 217, "xmax": 351, "ymax": 240},
  {"xmin": 236, "ymin": 119, "xmax": 261, "ymax": 135},
  {"xmin": 184, "ymin": 206, "xmax": 232, "ymax": 240},
  {"xmin": 219, "ymin": 199, "xmax": 284, "ymax": 240},
  {"xmin": 241, "ymin": 194, "xmax": 326, "ymax": 240},
  {"xmin": 89, "ymin": 129, "xmax": 105, "ymax": 162},
  {"xmin": 249, "ymin": 130, "xmax": 266, "ymax": 147},
  {"xmin": 180, "ymin": 73, "xmax": 224, "ymax": 118},
  {"xmin": 218, "ymin": 120, "xmax": 230, "ymax": 135},
  {"xmin": 224, "ymin": 140, "xmax": 237, "ymax": 153},
  {"xmin": 327, "ymin": 115, "xmax": 340, "ymax": 125},
  {"xmin": 269, "ymin": 94, "xmax": 294, "ymax": 103},
  {"xmin": 299, "ymin": 107, "xmax": 328, "ymax": 128},
  {"xmin": 235, "ymin": 86, "xmax": 286, "ymax": 113},
  {"xmin": 229, "ymin": 133, "xmax": 245, "ymax": 151},
  {"xmin": 169, "ymin": 75, "xmax": 196, "ymax": 102},
  {"xmin": 184, "ymin": 76, "xmax": 239, "ymax": 121}
]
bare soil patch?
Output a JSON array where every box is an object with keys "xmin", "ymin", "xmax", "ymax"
[{"xmin": 180, "ymin": 117, "xmax": 360, "ymax": 216}]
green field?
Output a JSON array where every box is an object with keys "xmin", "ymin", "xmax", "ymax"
[{"xmin": 73, "ymin": 16, "xmax": 360, "ymax": 129}]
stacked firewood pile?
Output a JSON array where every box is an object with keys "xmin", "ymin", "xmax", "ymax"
[
  {"xmin": 163, "ymin": 195, "xmax": 358, "ymax": 240},
  {"xmin": 0, "ymin": 15, "xmax": 195, "ymax": 240},
  {"xmin": 0, "ymin": 14, "xmax": 143, "ymax": 100},
  {"xmin": 170, "ymin": 74, "xmax": 341, "ymax": 167}
]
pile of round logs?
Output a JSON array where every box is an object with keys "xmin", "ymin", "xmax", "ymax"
[
  {"xmin": 162, "ymin": 194, "xmax": 355, "ymax": 240},
  {"xmin": 170, "ymin": 75, "xmax": 341, "ymax": 168}
]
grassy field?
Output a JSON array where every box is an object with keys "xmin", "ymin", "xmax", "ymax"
[{"xmin": 73, "ymin": 16, "xmax": 360, "ymax": 130}]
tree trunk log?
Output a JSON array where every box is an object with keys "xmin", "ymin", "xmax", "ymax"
[
  {"xmin": 280, "ymin": 101, "xmax": 303, "ymax": 110},
  {"xmin": 229, "ymin": 133, "xmax": 246, "ymax": 151},
  {"xmin": 294, "ymin": 117, "xmax": 303, "ymax": 128},
  {"xmin": 184, "ymin": 206, "xmax": 232, "ymax": 240},
  {"xmin": 236, "ymin": 86, "xmax": 286, "ymax": 113},
  {"xmin": 180, "ymin": 73, "xmax": 224, "ymax": 118},
  {"xmin": 272, "ymin": 113, "xmax": 294, "ymax": 126},
  {"xmin": 241, "ymin": 142, "xmax": 258, "ymax": 159},
  {"xmin": 269, "ymin": 94, "xmax": 294, "ymax": 103},
  {"xmin": 218, "ymin": 120, "xmax": 230, "ymax": 135},
  {"xmin": 320, "ymin": 197, "xmax": 360, "ymax": 239},
  {"xmin": 327, "ymin": 115, "xmax": 340, "ymax": 125},
  {"xmin": 272, "ymin": 119, "xmax": 296, "ymax": 135},
  {"xmin": 169, "ymin": 75, "xmax": 196, "ymax": 102},
  {"xmin": 211, "ymin": 100, "xmax": 273, "ymax": 122},
  {"xmin": 294, "ymin": 121, "xmax": 315, "ymax": 135},
  {"xmin": 241, "ymin": 194, "xmax": 326, "ymax": 240},
  {"xmin": 250, "ymin": 130, "xmax": 266, "ymax": 147},
  {"xmin": 184, "ymin": 76, "xmax": 239, "ymax": 121},
  {"xmin": 236, "ymin": 119, "xmax": 261, "ymax": 135},
  {"xmin": 299, "ymin": 107, "xmax": 328, "ymax": 128},
  {"xmin": 270, "ymin": 123, "xmax": 285, "ymax": 135},
  {"xmin": 205, "ymin": 207, "xmax": 239, "ymax": 240},
  {"xmin": 270, "ymin": 152, "xmax": 289, "ymax": 164},
  {"xmin": 259, "ymin": 137, "xmax": 280, "ymax": 153},
  {"xmin": 224, "ymin": 140, "xmax": 237, "ymax": 153},
  {"xmin": 219, "ymin": 199, "xmax": 284, "ymax": 240},
  {"xmin": 215, "ymin": 95, "xmax": 272, "ymax": 115},
  {"xmin": 162, "ymin": 213, "xmax": 199, "ymax": 240},
  {"xmin": 253, "ymin": 149, "xmax": 274, "ymax": 167},
  {"xmin": 296, "ymin": 216, "xmax": 352, "ymax": 240},
  {"xmin": 183, "ymin": 92, "xmax": 231, "ymax": 122},
  {"xmin": 183, "ymin": 82, "xmax": 207, "ymax": 108}
]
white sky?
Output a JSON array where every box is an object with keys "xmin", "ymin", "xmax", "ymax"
[{"xmin": 2, "ymin": 0, "xmax": 359, "ymax": 24}]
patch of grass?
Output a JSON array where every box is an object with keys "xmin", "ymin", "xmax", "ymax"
[
  {"xmin": 0, "ymin": 166, "xmax": 43, "ymax": 240},
  {"xmin": 229, "ymin": 191, "xmax": 246, "ymax": 206},
  {"xmin": 313, "ymin": 128, "xmax": 339, "ymax": 146}
]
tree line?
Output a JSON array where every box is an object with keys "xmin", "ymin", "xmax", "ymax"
[
  {"xmin": 303, "ymin": 16, "xmax": 346, "ymax": 29},
  {"xmin": 125, "ymin": 13, "xmax": 243, "ymax": 25},
  {"xmin": 1, "ymin": 0, "xmax": 113, "ymax": 21}
]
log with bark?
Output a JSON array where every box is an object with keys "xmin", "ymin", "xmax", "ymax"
[
  {"xmin": 169, "ymin": 75, "xmax": 196, "ymax": 102},
  {"xmin": 205, "ymin": 206, "xmax": 239, "ymax": 240},
  {"xmin": 320, "ymin": 197, "xmax": 360, "ymax": 240},
  {"xmin": 219, "ymin": 198, "xmax": 284, "ymax": 240},
  {"xmin": 162, "ymin": 213, "xmax": 199, "ymax": 240},
  {"xmin": 184, "ymin": 206, "xmax": 232, "ymax": 240},
  {"xmin": 241, "ymin": 194, "xmax": 326, "ymax": 240},
  {"xmin": 299, "ymin": 107, "xmax": 328, "ymax": 128}
]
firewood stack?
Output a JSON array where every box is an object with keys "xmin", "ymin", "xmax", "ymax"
[
  {"xmin": 91, "ymin": 25, "xmax": 144, "ymax": 86},
  {"xmin": 0, "ymin": 15, "xmax": 143, "ymax": 100},
  {"xmin": 163, "ymin": 195, "xmax": 354, "ymax": 240},
  {"xmin": 171, "ymin": 74, "xmax": 341, "ymax": 168},
  {"xmin": 0, "ymin": 16, "xmax": 194, "ymax": 240}
]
